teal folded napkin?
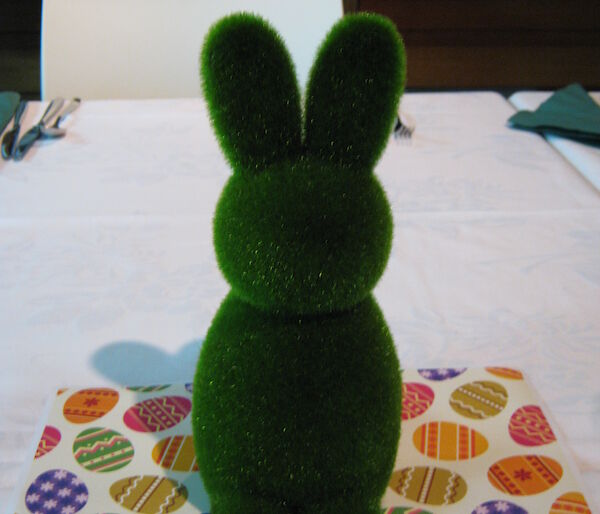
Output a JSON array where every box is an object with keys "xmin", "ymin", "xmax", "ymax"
[
  {"xmin": 509, "ymin": 83, "xmax": 600, "ymax": 145},
  {"xmin": 0, "ymin": 91, "xmax": 20, "ymax": 134}
]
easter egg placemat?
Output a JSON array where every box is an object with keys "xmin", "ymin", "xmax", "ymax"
[{"xmin": 13, "ymin": 368, "xmax": 593, "ymax": 513}]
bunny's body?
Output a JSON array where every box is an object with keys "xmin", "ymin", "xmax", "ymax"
[{"xmin": 193, "ymin": 13, "xmax": 405, "ymax": 513}]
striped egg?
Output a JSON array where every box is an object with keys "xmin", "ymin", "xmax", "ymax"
[
  {"xmin": 110, "ymin": 475, "xmax": 187, "ymax": 513},
  {"xmin": 123, "ymin": 396, "xmax": 191, "ymax": 432},
  {"xmin": 389, "ymin": 466, "xmax": 467, "ymax": 505},
  {"xmin": 509, "ymin": 405, "xmax": 556, "ymax": 446},
  {"xmin": 549, "ymin": 491, "xmax": 592, "ymax": 514},
  {"xmin": 486, "ymin": 367, "xmax": 524, "ymax": 380},
  {"xmin": 35, "ymin": 425, "xmax": 61, "ymax": 459},
  {"xmin": 413, "ymin": 421, "xmax": 488, "ymax": 460},
  {"xmin": 152, "ymin": 435, "xmax": 198, "ymax": 472},
  {"xmin": 488, "ymin": 455, "xmax": 563, "ymax": 495},
  {"xmin": 126, "ymin": 384, "xmax": 171, "ymax": 393},
  {"xmin": 63, "ymin": 388, "xmax": 119, "ymax": 424},
  {"xmin": 402, "ymin": 382, "xmax": 435, "ymax": 420},
  {"xmin": 73, "ymin": 427, "xmax": 134, "ymax": 472},
  {"xmin": 449, "ymin": 380, "xmax": 508, "ymax": 419}
]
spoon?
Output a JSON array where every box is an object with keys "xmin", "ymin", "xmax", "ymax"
[
  {"xmin": 1, "ymin": 100, "xmax": 28, "ymax": 159},
  {"xmin": 41, "ymin": 98, "xmax": 81, "ymax": 138}
]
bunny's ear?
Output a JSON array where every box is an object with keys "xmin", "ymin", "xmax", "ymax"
[
  {"xmin": 201, "ymin": 14, "xmax": 302, "ymax": 175},
  {"xmin": 304, "ymin": 14, "xmax": 406, "ymax": 171}
]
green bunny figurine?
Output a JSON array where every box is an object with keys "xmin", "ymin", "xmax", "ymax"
[{"xmin": 193, "ymin": 12, "xmax": 405, "ymax": 513}]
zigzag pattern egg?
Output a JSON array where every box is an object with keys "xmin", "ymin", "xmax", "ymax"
[
  {"xmin": 509, "ymin": 405, "xmax": 556, "ymax": 446},
  {"xmin": 402, "ymin": 382, "xmax": 434, "ymax": 420},
  {"xmin": 35, "ymin": 425, "xmax": 61, "ymax": 459},
  {"xmin": 449, "ymin": 381, "xmax": 508, "ymax": 419},
  {"xmin": 110, "ymin": 475, "xmax": 187, "ymax": 513},
  {"xmin": 123, "ymin": 396, "xmax": 191, "ymax": 432},
  {"xmin": 389, "ymin": 466, "xmax": 467, "ymax": 505},
  {"xmin": 73, "ymin": 427, "xmax": 134, "ymax": 472}
]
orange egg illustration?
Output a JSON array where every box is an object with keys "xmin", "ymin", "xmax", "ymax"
[
  {"xmin": 488, "ymin": 455, "xmax": 563, "ymax": 496},
  {"xmin": 413, "ymin": 421, "xmax": 488, "ymax": 460}
]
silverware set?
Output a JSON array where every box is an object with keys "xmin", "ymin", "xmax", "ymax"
[{"xmin": 1, "ymin": 97, "xmax": 81, "ymax": 161}]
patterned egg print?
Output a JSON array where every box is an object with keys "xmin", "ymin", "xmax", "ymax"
[
  {"xmin": 35, "ymin": 426, "xmax": 61, "ymax": 459},
  {"xmin": 389, "ymin": 466, "xmax": 467, "ymax": 505},
  {"xmin": 152, "ymin": 435, "xmax": 198, "ymax": 472},
  {"xmin": 509, "ymin": 405, "xmax": 556, "ymax": 446},
  {"xmin": 110, "ymin": 475, "xmax": 187, "ymax": 513},
  {"xmin": 449, "ymin": 380, "xmax": 508, "ymax": 419},
  {"xmin": 63, "ymin": 388, "xmax": 119, "ymax": 424},
  {"xmin": 488, "ymin": 455, "xmax": 563, "ymax": 495},
  {"xmin": 73, "ymin": 427, "xmax": 134, "ymax": 472},
  {"xmin": 25, "ymin": 469, "xmax": 88, "ymax": 514},
  {"xmin": 549, "ymin": 491, "xmax": 592, "ymax": 514},
  {"xmin": 471, "ymin": 500, "xmax": 528, "ymax": 513},
  {"xmin": 123, "ymin": 395, "xmax": 191, "ymax": 432},
  {"xmin": 418, "ymin": 368, "xmax": 466, "ymax": 381},
  {"xmin": 402, "ymin": 382, "xmax": 435, "ymax": 420},
  {"xmin": 413, "ymin": 421, "xmax": 488, "ymax": 460},
  {"xmin": 486, "ymin": 367, "xmax": 524, "ymax": 380},
  {"xmin": 126, "ymin": 384, "xmax": 171, "ymax": 392},
  {"xmin": 382, "ymin": 508, "xmax": 433, "ymax": 514}
]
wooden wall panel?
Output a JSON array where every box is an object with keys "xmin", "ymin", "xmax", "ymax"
[
  {"xmin": 0, "ymin": 0, "xmax": 41, "ymax": 98},
  {"xmin": 348, "ymin": 0, "xmax": 600, "ymax": 90}
]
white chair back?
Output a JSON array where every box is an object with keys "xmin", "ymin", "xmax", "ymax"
[{"xmin": 41, "ymin": 0, "xmax": 342, "ymax": 99}]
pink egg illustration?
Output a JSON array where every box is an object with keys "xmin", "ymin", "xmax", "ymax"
[
  {"xmin": 509, "ymin": 405, "xmax": 556, "ymax": 447},
  {"xmin": 123, "ymin": 396, "xmax": 191, "ymax": 432},
  {"xmin": 35, "ymin": 425, "xmax": 61, "ymax": 459},
  {"xmin": 402, "ymin": 382, "xmax": 435, "ymax": 420}
]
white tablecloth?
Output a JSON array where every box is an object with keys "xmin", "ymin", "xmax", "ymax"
[{"xmin": 1, "ymin": 93, "xmax": 599, "ymax": 511}]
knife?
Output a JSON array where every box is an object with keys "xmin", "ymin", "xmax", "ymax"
[
  {"xmin": 13, "ymin": 97, "xmax": 65, "ymax": 161},
  {"xmin": 1, "ymin": 100, "xmax": 28, "ymax": 160}
]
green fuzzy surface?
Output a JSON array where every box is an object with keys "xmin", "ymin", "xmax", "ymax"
[
  {"xmin": 304, "ymin": 14, "xmax": 406, "ymax": 172},
  {"xmin": 193, "ymin": 293, "xmax": 402, "ymax": 513},
  {"xmin": 214, "ymin": 160, "xmax": 393, "ymax": 315},
  {"xmin": 194, "ymin": 12, "xmax": 405, "ymax": 513},
  {"xmin": 201, "ymin": 13, "xmax": 302, "ymax": 176}
]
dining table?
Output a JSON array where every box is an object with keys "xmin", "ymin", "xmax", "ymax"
[{"xmin": 1, "ymin": 92, "xmax": 599, "ymax": 512}]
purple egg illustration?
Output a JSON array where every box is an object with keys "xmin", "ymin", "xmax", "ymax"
[
  {"xmin": 418, "ymin": 368, "xmax": 467, "ymax": 381},
  {"xmin": 25, "ymin": 469, "xmax": 88, "ymax": 514},
  {"xmin": 471, "ymin": 500, "xmax": 528, "ymax": 513}
]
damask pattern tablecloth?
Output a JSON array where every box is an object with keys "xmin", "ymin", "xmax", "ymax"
[
  {"xmin": 13, "ymin": 369, "xmax": 593, "ymax": 513},
  {"xmin": 2, "ymin": 93, "xmax": 599, "ymax": 511}
]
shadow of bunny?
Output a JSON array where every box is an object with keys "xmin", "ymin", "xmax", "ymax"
[{"xmin": 91, "ymin": 338, "xmax": 211, "ymax": 512}]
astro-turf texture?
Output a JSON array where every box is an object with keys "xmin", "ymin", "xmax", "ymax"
[{"xmin": 193, "ymin": 12, "xmax": 406, "ymax": 513}]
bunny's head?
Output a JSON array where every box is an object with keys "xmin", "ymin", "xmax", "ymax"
[{"xmin": 202, "ymin": 13, "xmax": 405, "ymax": 315}]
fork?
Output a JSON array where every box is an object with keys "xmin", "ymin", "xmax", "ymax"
[{"xmin": 393, "ymin": 109, "xmax": 415, "ymax": 139}]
